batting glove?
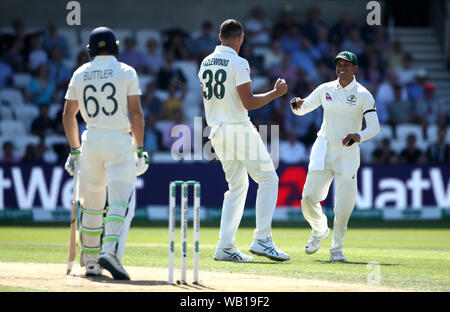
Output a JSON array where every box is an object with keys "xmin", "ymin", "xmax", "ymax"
[
  {"xmin": 65, "ymin": 147, "xmax": 81, "ymax": 176},
  {"xmin": 135, "ymin": 147, "xmax": 149, "ymax": 176}
]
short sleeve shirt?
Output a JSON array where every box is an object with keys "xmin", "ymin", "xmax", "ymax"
[{"xmin": 65, "ymin": 55, "xmax": 142, "ymax": 132}]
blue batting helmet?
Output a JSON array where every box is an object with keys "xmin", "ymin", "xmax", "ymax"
[{"xmin": 86, "ymin": 27, "xmax": 119, "ymax": 59}]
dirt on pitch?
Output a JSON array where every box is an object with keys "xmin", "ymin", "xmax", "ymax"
[{"xmin": 0, "ymin": 262, "xmax": 407, "ymax": 292}]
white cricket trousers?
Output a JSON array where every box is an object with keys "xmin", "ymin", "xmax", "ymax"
[
  {"xmin": 301, "ymin": 143, "xmax": 360, "ymax": 252},
  {"xmin": 211, "ymin": 122, "xmax": 279, "ymax": 249},
  {"xmin": 78, "ymin": 128, "xmax": 136, "ymax": 264}
]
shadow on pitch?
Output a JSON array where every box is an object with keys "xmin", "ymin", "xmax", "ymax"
[
  {"xmin": 86, "ymin": 275, "xmax": 215, "ymax": 289},
  {"xmin": 313, "ymin": 260, "xmax": 399, "ymax": 266}
]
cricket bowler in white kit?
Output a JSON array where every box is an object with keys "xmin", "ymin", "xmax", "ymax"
[
  {"xmin": 198, "ymin": 19, "xmax": 290, "ymax": 262},
  {"xmin": 63, "ymin": 27, "xmax": 149, "ymax": 279},
  {"xmin": 290, "ymin": 51, "xmax": 380, "ymax": 262}
]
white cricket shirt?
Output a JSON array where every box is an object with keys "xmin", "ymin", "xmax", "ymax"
[
  {"xmin": 198, "ymin": 45, "xmax": 252, "ymax": 127},
  {"xmin": 65, "ymin": 55, "xmax": 142, "ymax": 132},
  {"xmin": 292, "ymin": 76, "xmax": 376, "ymax": 145}
]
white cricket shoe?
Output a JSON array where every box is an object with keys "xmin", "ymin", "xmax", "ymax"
[
  {"xmin": 214, "ymin": 247, "xmax": 254, "ymax": 263},
  {"xmin": 98, "ymin": 253, "xmax": 130, "ymax": 280},
  {"xmin": 305, "ymin": 228, "xmax": 330, "ymax": 254},
  {"xmin": 249, "ymin": 236, "xmax": 290, "ymax": 261},
  {"xmin": 329, "ymin": 250, "xmax": 347, "ymax": 262},
  {"xmin": 85, "ymin": 262, "xmax": 103, "ymax": 277}
]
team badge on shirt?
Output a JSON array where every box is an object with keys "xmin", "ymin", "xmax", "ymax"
[{"xmin": 345, "ymin": 95, "xmax": 357, "ymax": 106}]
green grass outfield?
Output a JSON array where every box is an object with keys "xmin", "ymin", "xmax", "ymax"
[{"xmin": 0, "ymin": 219, "xmax": 449, "ymax": 291}]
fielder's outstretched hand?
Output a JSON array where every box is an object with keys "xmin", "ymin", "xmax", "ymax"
[
  {"xmin": 64, "ymin": 147, "xmax": 81, "ymax": 176},
  {"xmin": 135, "ymin": 147, "xmax": 149, "ymax": 176}
]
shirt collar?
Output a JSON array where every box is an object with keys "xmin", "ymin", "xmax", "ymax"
[
  {"xmin": 336, "ymin": 76, "xmax": 357, "ymax": 91},
  {"xmin": 214, "ymin": 45, "xmax": 238, "ymax": 55},
  {"xmin": 92, "ymin": 55, "xmax": 116, "ymax": 62}
]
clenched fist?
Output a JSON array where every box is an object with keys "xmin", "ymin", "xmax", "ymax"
[{"xmin": 274, "ymin": 78, "xmax": 288, "ymax": 96}]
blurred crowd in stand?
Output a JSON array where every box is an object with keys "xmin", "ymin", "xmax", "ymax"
[{"xmin": 0, "ymin": 6, "xmax": 449, "ymax": 165}]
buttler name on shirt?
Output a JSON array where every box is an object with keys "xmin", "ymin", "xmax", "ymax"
[{"xmin": 83, "ymin": 69, "xmax": 114, "ymax": 81}]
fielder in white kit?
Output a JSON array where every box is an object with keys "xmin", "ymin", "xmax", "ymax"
[
  {"xmin": 63, "ymin": 27, "xmax": 148, "ymax": 279},
  {"xmin": 290, "ymin": 51, "xmax": 380, "ymax": 262},
  {"xmin": 198, "ymin": 19, "xmax": 290, "ymax": 262}
]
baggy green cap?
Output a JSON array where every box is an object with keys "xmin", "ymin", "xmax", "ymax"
[{"xmin": 334, "ymin": 51, "xmax": 358, "ymax": 65}]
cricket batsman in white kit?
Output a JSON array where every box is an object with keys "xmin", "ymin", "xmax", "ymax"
[
  {"xmin": 290, "ymin": 51, "xmax": 380, "ymax": 262},
  {"xmin": 198, "ymin": 19, "xmax": 290, "ymax": 262},
  {"xmin": 63, "ymin": 27, "xmax": 149, "ymax": 279}
]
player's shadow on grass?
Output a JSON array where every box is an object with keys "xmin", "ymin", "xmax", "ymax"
[{"xmin": 313, "ymin": 260, "xmax": 399, "ymax": 266}]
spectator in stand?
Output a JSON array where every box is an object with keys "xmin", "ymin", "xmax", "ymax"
[
  {"xmin": 407, "ymin": 68, "xmax": 427, "ymax": 105},
  {"xmin": 239, "ymin": 42, "xmax": 264, "ymax": 76},
  {"xmin": 279, "ymin": 130, "xmax": 308, "ymax": 164},
  {"xmin": 42, "ymin": 23, "xmax": 70, "ymax": 59},
  {"xmin": 387, "ymin": 84, "xmax": 415, "ymax": 127},
  {"xmin": 144, "ymin": 114, "xmax": 162, "ymax": 156},
  {"xmin": 280, "ymin": 24, "xmax": 303, "ymax": 54},
  {"xmin": 291, "ymin": 38, "xmax": 320, "ymax": 82},
  {"xmin": 2, "ymin": 17, "xmax": 26, "ymax": 72},
  {"xmin": 375, "ymin": 72, "xmax": 407, "ymax": 123},
  {"xmin": 73, "ymin": 50, "xmax": 89, "ymax": 72},
  {"xmin": 364, "ymin": 52, "xmax": 383, "ymax": 91},
  {"xmin": 302, "ymin": 7, "xmax": 326, "ymax": 44},
  {"xmin": 426, "ymin": 127, "xmax": 450, "ymax": 163},
  {"xmin": 164, "ymin": 80, "xmax": 187, "ymax": 120},
  {"xmin": 273, "ymin": 6, "xmax": 299, "ymax": 40},
  {"xmin": 27, "ymin": 64, "xmax": 57, "ymax": 106},
  {"xmin": 385, "ymin": 41, "xmax": 406, "ymax": 74},
  {"xmin": 400, "ymin": 134, "xmax": 426, "ymax": 164},
  {"xmin": 371, "ymin": 138, "xmax": 398, "ymax": 164},
  {"xmin": 340, "ymin": 27, "xmax": 365, "ymax": 56},
  {"xmin": 263, "ymin": 39, "xmax": 283, "ymax": 73},
  {"xmin": 142, "ymin": 82, "xmax": 164, "ymax": 119},
  {"xmin": 30, "ymin": 104, "xmax": 57, "ymax": 137},
  {"xmin": 0, "ymin": 141, "xmax": 21, "ymax": 164},
  {"xmin": 329, "ymin": 12, "xmax": 356, "ymax": 45},
  {"xmin": 0, "ymin": 59, "xmax": 13, "ymax": 87},
  {"xmin": 191, "ymin": 21, "xmax": 218, "ymax": 62},
  {"xmin": 143, "ymin": 38, "xmax": 165, "ymax": 75},
  {"xmin": 316, "ymin": 60, "xmax": 334, "ymax": 84},
  {"xmin": 48, "ymin": 45, "xmax": 71, "ymax": 95},
  {"xmin": 245, "ymin": 6, "xmax": 272, "ymax": 47},
  {"xmin": 21, "ymin": 144, "xmax": 37, "ymax": 163},
  {"xmin": 415, "ymin": 82, "xmax": 446, "ymax": 127},
  {"xmin": 284, "ymin": 83, "xmax": 321, "ymax": 147},
  {"xmin": 156, "ymin": 52, "xmax": 187, "ymax": 91},
  {"xmin": 270, "ymin": 94, "xmax": 289, "ymax": 139},
  {"xmin": 315, "ymin": 25, "xmax": 330, "ymax": 60},
  {"xmin": 164, "ymin": 28, "xmax": 191, "ymax": 60},
  {"xmin": 28, "ymin": 34, "xmax": 48, "ymax": 72},
  {"xmin": 119, "ymin": 37, "xmax": 146, "ymax": 73},
  {"xmin": 161, "ymin": 108, "xmax": 191, "ymax": 152},
  {"xmin": 270, "ymin": 53, "xmax": 298, "ymax": 87},
  {"xmin": 396, "ymin": 53, "xmax": 416, "ymax": 86}
]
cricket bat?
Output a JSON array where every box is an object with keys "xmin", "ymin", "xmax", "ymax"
[{"xmin": 66, "ymin": 162, "xmax": 79, "ymax": 275}]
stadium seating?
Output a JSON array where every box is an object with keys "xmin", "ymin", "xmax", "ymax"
[
  {"xmin": 0, "ymin": 120, "xmax": 27, "ymax": 136},
  {"xmin": 0, "ymin": 88, "xmax": 25, "ymax": 107},
  {"xmin": 135, "ymin": 29, "xmax": 162, "ymax": 53},
  {"xmin": 12, "ymin": 104, "xmax": 40, "ymax": 132}
]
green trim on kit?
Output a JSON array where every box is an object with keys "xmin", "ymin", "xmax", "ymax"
[
  {"xmin": 103, "ymin": 237, "xmax": 120, "ymax": 243},
  {"xmin": 82, "ymin": 248, "xmax": 101, "ymax": 254},
  {"xmin": 81, "ymin": 228, "xmax": 104, "ymax": 235},
  {"xmin": 103, "ymin": 216, "xmax": 124, "ymax": 223},
  {"xmin": 81, "ymin": 208, "xmax": 107, "ymax": 215}
]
